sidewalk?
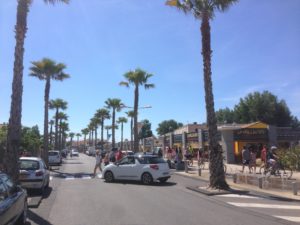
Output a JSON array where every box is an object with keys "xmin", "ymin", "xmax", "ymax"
[{"xmin": 174, "ymin": 161, "xmax": 300, "ymax": 201}]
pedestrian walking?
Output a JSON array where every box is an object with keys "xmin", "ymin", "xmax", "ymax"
[
  {"xmin": 93, "ymin": 150, "xmax": 102, "ymax": 177},
  {"xmin": 103, "ymin": 152, "xmax": 109, "ymax": 166},
  {"xmin": 241, "ymin": 146, "xmax": 250, "ymax": 173},
  {"xmin": 249, "ymin": 147, "xmax": 257, "ymax": 174},
  {"xmin": 259, "ymin": 145, "xmax": 267, "ymax": 174}
]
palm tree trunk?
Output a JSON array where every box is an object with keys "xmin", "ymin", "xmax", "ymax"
[
  {"xmin": 5, "ymin": 0, "xmax": 30, "ymax": 182},
  {"xmin": 130, "ymin": 117, "xmax": 133, "ymax": 150},
  {"xmin": 49, "ymin": 122, "xmax": 53, "ymax": 147},
  {"xmin": 54, "ymin": 108, "xmax": 59, "ymax": 149},
  {"xmin": 112, "ymin": 109, "xmax": 116, "ymax": 148},
  {"xmin": 101, "ymin": 120, "xmax": 104, "ymax": 149},
  {"xmin": 121, "ymin": 122, "xmax": 123, "ymax": 150},
  {"xmin": 43, "ymin": 77, "xmax": 50, "ymax": 166},
  {"xmin": 201, "ymin": 12, "xmax": 228, "ymax": 190},
  {"xmin": 58, "ymin": 120, "xmax": 62, "ymax": 150},
  {"xmin": 133, "ymin": 85, "xmax": 139, "ymax": 152},
  {"xmin": 95, "ymin": 126, "xmax": 98, "ymax": 147}
]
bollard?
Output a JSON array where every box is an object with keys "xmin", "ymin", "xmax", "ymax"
[
  {"xmin": 233, "ymin": 173, "xmax": 237, "ymax": 183},
  {"xmin": 184, "ymin": 160, "xmax": 188, "ymax": 173},
  {"xmin": 258, "ymin": 177, "xmax": 263, "ymax": 189},
  {"xmin": 292, "ymin": 182, "xmax": 298, "ymax": 195},
  {"xmin": 198, "ymin": 168, "xmax": 201, "ymax": 176}
]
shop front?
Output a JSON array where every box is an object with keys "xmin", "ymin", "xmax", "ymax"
[
  {"xmin": 233, "ymin": 122, "xmax": 268, "ymax": 163},
  {"xmin": 186, "ymin": 132, "xmax": 200, "ymax": 157},
  {"xmin": 173, "ymin": 134, "xmax": 183, "ymax": 149}
]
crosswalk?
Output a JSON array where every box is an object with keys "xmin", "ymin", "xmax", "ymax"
[
  {"xmin": 215, "ymin": 193, "xmax": 300, "ymax": 223},
  {"xmin": 50, "ymin": 173, "xmax": 102, "ymax": 180}
]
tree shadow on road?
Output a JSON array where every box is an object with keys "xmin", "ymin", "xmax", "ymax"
[
  {"xmin": 27, "ymin": 209, "xmax": 53, "ymax": 225},
  {"xmin": 106, "ymin": 180, "xmax": 177, "ymax": 187}
]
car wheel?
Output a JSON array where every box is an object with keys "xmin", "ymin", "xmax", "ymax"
[
  {"xmin": 159, "ymin": 178, "xmax": 168, "ymax": 183},
  {"xmin": 104, "ymin": 171, "xmax": 114, "ymax": 182},
  {"xmin": 16, "ymin": 201, "xmax": 27, "ymax": 225},
  {"xmin": 141, "ymin": 172, "xmax": 153, "ymax": 185}
]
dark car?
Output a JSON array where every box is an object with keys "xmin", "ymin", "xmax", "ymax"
[{"xmin": 0, "ymin": 172, "xmax": 27, "ymax": 225}]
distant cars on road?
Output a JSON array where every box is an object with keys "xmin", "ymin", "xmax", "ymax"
[
  {"xmin": 19, "ymin": 157, "xmax": 50, "ymax": 193},
  {"xmin": 71, "ymin": 149, "xmax": 79, "ymax": 157},
  {"xmin": 0, "ymin": 172, "xmax": 27, "ymax": 225},
  {"xmin": 48, "ymin": 150, "xmax": 62, "ymax": 165},
  {"xmin": 102, "ymin": 155, "xmax": 171, "ymax": 185}
]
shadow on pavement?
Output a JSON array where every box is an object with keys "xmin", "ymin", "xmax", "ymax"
[
  {"xmin": 106, "ymin": 180, "xmax": 177, "ymax": 187},
  {"xmin": 42, "ymin": 187, "xmax": 53, "ymax": 199},
  {"xmin": 62, "ymin": 162, "xmax": 83, "ymax": 165},
  {"xmin": 27, "ymin": 209, "xmax": 53, "ymax": 225}
]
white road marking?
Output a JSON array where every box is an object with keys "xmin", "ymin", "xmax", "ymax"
[
  {"xmin": 274, "ymin": 216, "xmax": 300, "ymax": 222},
  {"xmin": 50, "ymin": 176, "xmax": 53, "ymax": 181},
  {"xmin": 82, "ymin": 175, "xmax": 92, "ymax": 179},
  {"xmin": 217, "ymin": 194, "xmax": 260, "ymax": 199},
  {"xmin": 227, "ymin": 202, "xmax": 300, "ymax": 210},
  {"xmin": 97, "ymin": 174, "xmax": 102, "ymax": 178},
  {"xmin": 65, "ymin": 176, "xmax": 75, "ymax": 180}
]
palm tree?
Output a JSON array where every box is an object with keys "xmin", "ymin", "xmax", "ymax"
[
  {"xmin": 81, "ymin": 128, "xmax": 89, "ymax": 147},
  {"xmin": 69, "ymin": 132, "xmax": 75, "ymax": 147},
  {"xmin": 105, "ymin": 125, "xmax": 112, "ymax": 147},
  {"xmin": 95, "ymin": 108, "xmax": 110, "ymax": 149},
  {"xmin": 120, "ymin": 68, "xmax": 154, "ymax": 152},
  {"xmin": 90, "ymin": 117, "xmax": 100, "ymax": 146},
  {"xmin": 126, "ymin": 110, "xmax": 135, "ymax": 150},
  {"xmin": 49, "ymin": 98, "xmax": 68, "ymax": 149},
  {"xmin": 49, "ymin": 119, "xmax": 54, "ymax": 147},
  {"xmin": 76, "ymin": 133, "xmax": 81, "ymax": 146},
  {"xmin": 105, "ymin": 98, "xmax": 123, "ymax": 149},
  {"xmin": 60, "ymin": 122, "xmax": 69, "ymax": 149},
  {"xmin": 57, "ymin": 112, "xmax": 68, "ymax": 150},
  {"xmin": 5, "ymin": 0, "xmax": 69, "ymax": 183},
  {"xmin": 29, "ymin": 58, "xmax": 69, "ymax": 164},
  {"xmin": 166, "ymin": 0, "xmax": 237, "ymax": 190},
  {"xmin": 117, "ymin": 117, "xmax": 128, "ymax": 150}
]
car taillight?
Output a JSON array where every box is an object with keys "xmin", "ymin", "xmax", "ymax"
[
  {"xmin": 35, "ymin": 170, "xmax": 44, "ymax": 176},
  {"xmin": 150, "ymin": 164, "xmax": 159, "ymax": 170}
]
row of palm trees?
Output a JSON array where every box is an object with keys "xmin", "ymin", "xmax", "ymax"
[
  {"xmin": 5, "ymin": 0, "xmax": 237, "ymax": 190},
  {"xmin": 79, "ymin": 69, "xmax": 154, "ymax": 153}
]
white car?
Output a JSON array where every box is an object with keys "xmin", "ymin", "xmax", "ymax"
[
  {"xmin": 48, "ymin": 150, "xmax": 62, "ymax": 165},
  {"xmin": 71, "ymin": 149, "xmax": 79, "ymax": 157},
  {"xmin": 19, "ymin": 157, "xmax": 50, "ymax": 193},
  {"xmin": 102, "ymin": 155, "xmax": 171, "ymax": 184}
]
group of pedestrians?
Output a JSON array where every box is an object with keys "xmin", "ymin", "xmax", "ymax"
[
  {"xmin": 93, "ymin": 149, "xmax": 125, "ymax": 177},
  {"xmin": 241, "ymin": 145, "xmax": 279, "ymax": 174}
]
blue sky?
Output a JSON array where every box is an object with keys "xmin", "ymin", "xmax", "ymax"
[{"xmin": 1, "ymin": 0, "xmax": 300, "ymax": 141}]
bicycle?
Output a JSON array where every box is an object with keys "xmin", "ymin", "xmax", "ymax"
[{"xmin": 262, "ymin": 162, "xmax": 293, "ymax": 179}]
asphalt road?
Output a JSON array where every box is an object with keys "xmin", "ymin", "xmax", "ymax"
[{"xmin": 27, "ymin": 153, "xmax": 300, "ymax": 225}]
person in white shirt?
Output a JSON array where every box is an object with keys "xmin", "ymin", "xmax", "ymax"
[{"xmin": 93, "ymin": 150, "xmax": 102, "ymax": 177}]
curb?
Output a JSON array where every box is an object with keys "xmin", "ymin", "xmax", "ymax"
[
  {"xmin": 174, "ymin": 172, "xmax": 300, "ymax": 202},
  {"xmin": 186, "ymin": 186, "xmax": 249, "ymax": 196}
]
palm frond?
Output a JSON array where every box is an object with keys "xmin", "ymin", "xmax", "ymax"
[
  {"xmin": 119, "ymin": 81, "xmax": 129, "ymax": 87},
  {"xmin": 144, "ymin": 83, "xmax": 155, "ymax": 90}
]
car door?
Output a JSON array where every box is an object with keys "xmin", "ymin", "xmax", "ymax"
[
  {"xmin": 0, "ymin": 175, "xmax": 20, "ymax": 225},
  {"xmin": 0, "ymin": 179, "xmax": 10, "ymax": 225},
  {"xmin": 117, "ymin": 157, "xmax": 138, "ymax": 180}
]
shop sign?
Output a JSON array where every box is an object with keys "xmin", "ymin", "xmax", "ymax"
[
  {"xmin": 277, "ymin": 128, "xmax": 300, "ymax": 141},
  {"xmin": 202, "ymin": 130, "xmax": 221, "ymax": 142},
  {"xmin": 234, "ymin": 128, "xmax": 268, "ymax": 141},
  {"xmin": 173, "ymin": 134, "xmax": 182, "ymax": 143},
  {"xmin": 187, "ymin": 132, "xmax": 198, "ymax": 143}
]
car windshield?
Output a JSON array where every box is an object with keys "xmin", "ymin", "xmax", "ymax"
[
  {"xmin": 19, "ymin": 160, "xmax": 40, "ymax": 170},
  {"xmin": 49, "ymin": 152, "xmax": 59, "ymax": 156},
  {"xmin": 137, "ymin": 157, "xmax": 166, "ymax": 164}
]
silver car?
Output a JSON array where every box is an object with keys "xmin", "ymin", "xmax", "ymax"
[{"xmin": 19, "ymin": 157, "xmax": 50, "ymax": 193}]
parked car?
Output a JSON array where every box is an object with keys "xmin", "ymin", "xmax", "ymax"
[
  {"xmin": 71, "ymin": 149, "xmax": 79, "ymax": 157},
  {"xmin": 48, "ymin": 150, "xmax": 62, "ymax": 165},
  {"xmin": 19, "ymin": 157, "xmax": 50, "ymax": 193},
  {"xmin": 102, "ymin": 155, "xmax": 171, "ymax": 184},
  {"xmin": 0, "ymin": 172, "xmax": 27, "ymax": 225},
  {"xmin": 121, "ymin": 150, "xmax": 134, "ymax": 156}
]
